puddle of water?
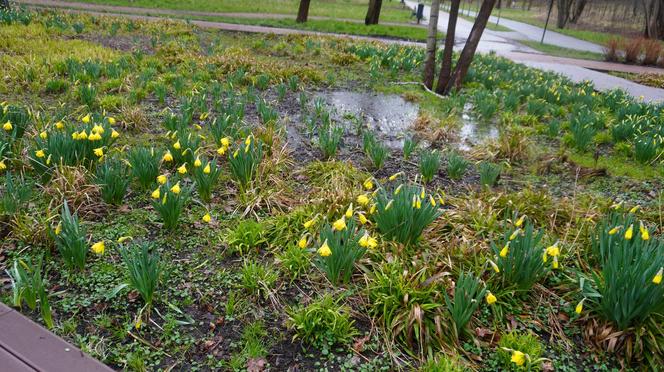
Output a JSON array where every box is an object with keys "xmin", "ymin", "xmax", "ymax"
[
  {"xmin": 458, "ymin": 118, "xmax": 500, "ymax": 151},
  {"xmin": 320, "ymin": 91, "xmax": 419, "ymax": 149}
]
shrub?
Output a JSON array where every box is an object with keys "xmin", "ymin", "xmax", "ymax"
[
  {"xmin": 315, "ymin": 217, "xmax": 366, "ymax": 284},
  {"xmin": 240, "ymin": 259, "xmax": 278, "ymax": 299},
  {"xmin": 603, "ymin": 37, "xmax": 622, "ymax": 62},
  {"xmin": 151, "ymin": 181, "xmax": 191, "ymax": 230},
  {"xmin": 229, "ymin": 135, "xmax": 263, "ymax": 191},
  {"xmin": 0, "ymin": 172, "xmax": 32, "ymax": 216},
  {"xmin": 623, "ymin": 38, "xmax": 643, "ymax": 64},
  {"xmin": 368, "ymin": 261, "xmax": 446, "ymax": 357},
  {"xmin": 287, "ymin": 295, "xmax": 357, "ymax": 347},
  {"xmin": 169, "ymin": 130, "xmax": 200, "ymax": 166},
  {"xmin": 118, "ymin": 242, "xmax": 161, "ymax": 311},
  {"xmin": 8, "ymin": 256, "xmax": 53, "ymax": 329},
  {"xmin": 403, "ymin": 137, "xmax": 417, "ymax": 160},
  {"xmin": 492, "ymin": 221, "xmax": 547, "ymax": 291},
  {"xmin": 96, "ymin": 159, "xmax": 130, "ymax": 205},
  {"xmin": 363, "ymin": 132, "xmax": 388, "ymax": 169},
  {"xmin": 478, "ymin": 161, "xmax": 501, "ymax": 187},
  {"xmin": 582, "ymin": 213, "xmax": 664, "ymax": 330},
  {"xmin": 128, "ymin": 147, "xmax": 161, "ymax": 190},
  {"xmin": 318, "ymin": 123, "xmax": 343, "ymax": 159},
  {"xmin": 497, "ymin": 331, "xmax": 544, "ymax": 371},
  {"xmin": 445, "ymin": 272, "xmax": 486, "ymax": 340},
  {"xmin": 373, "ymin": 183, "xmax": 442, "ymax": 246},
  {"xmin": 634, "ymin": 138, "xmax": 659, "ymax": 164},
  {"xmin": 641, "ymin": 38, "xmax": 662, "ymax": 65},
  {"xmin": 419, "ymin": 149, "xmax": 441, "ymax": 184},
  {"xmin": 53, "ymin": 200, "xmax": 88, "ymax": 271},
  {"xmin": 191, "ymin": 158, "xmax": 221, "ymax": 203},
  {"xmin": 446, "ymin": 152, "xmax": 470, "ymax": 180}
]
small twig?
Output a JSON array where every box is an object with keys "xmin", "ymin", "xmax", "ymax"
[{"xmin": 390, "ymin": 81, "xmax": 448, "ymax": 100}]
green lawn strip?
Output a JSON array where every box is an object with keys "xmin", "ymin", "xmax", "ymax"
[
  {"xmin": 519, "ymin": 40, "xmax": 604, "ymax": 61},
  {"xmin": 69, "ymin": 0, "xmax": 415, "ymax": 23}
]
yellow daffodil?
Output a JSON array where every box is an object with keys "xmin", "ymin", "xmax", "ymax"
[
  {"xmin": 420, "ymin": 187, "xmax": 425, "ymax": 199},
  {"xmin": 608, "ymin": 226, "xmax": 621, "ymax": 235},
  {"xmin": 39, "ymin": 131, "xmax": 47, "ymax": 139},
  {"xmin": 55, "ymin": 121, "xmax": 64, "ymax": 129},
  {"xmin": 54, "ymin": 223, "xmax": 62, "ymax": 235},
  {"xmin": 151, "ymin": 188, "xmax": 161, "ymax": 199},
  {"xmin": 71, "ymin": 132, "xmax": 79, "ymax": 140},
  {"xmin": 220, "ymin": 137, "xmax": 231, "ymax": 147},
  {"xmin": 202, "ymin": 213, "xmax": 211, "ymax": 223},
  {"xmin": 157, "ymin": 175, "xmax": 167, "ymax": 184},
  {"xmin": 369, "ymin": 204, "xmax": 377, "ymax": 214},
  {"xmin": 177, "ymin": 164, "xmax": 187, "ymax": 174},
  {"xmin": 298, "ymin": 236, "xmax": 308, "ymax": 249},
  {"xmin": 332, "ymin": 216, "xmax": 346, "ymax": 231},
  {"xmin": 384, "ymin": 200, "xmax": 393, "ymax": 211},
  {"xmin": 515, "ymin": 215, "xmax": 525, "ymax": 227},
  {"xmin": 510, "ymin": 350, "xmax": 525, "ymax": 366},
  {"xmin": 194, "ymin": 157, "xmax": 202, "ymax": 167},
  {"xmin": 303, "ymin": 217, "xmax": 316, "ymax": 229},
  {"xmin": 78, "ymin": 131, "xmax": 88, "ymax": 140},
  {"xmin": 345, "ymin": 203, "xmax": 353, "ymax": 218},
  {"xmin": 2, "ymin": 121, "xmax": 12, "ymax": 131},
  {"xmin": 486, "ymin": 292, "xmax": 497, "ymax": 305},
  {"xmin": 624, "ymin": 224, "xmax": 633, "ymax": 240},
  {"xmin": 108, "ymin": 117, "xmax": 116, "ymax": 125},
  {"xmin": 357, "ymin": 194, "xmax": 369, "ymax": 206},
  {"xmin": 0, "ymin": 160, "xmax": 5, "ymax": 171},
  {"xmin": 111, "ymin": 129, "xmax": 120, "ymax": 138},
  {"xmin": 92, "ymin": 124, "xmax": 104, "ymax": 134},
  {"xmin": 546, "ymin": 243, "xmax": 560, "ymax": 257},
  {"xmin": 509, "ymin": 229, "xmax": 520, "ymax": 241},
  {"xmin": 163, "ymin": 151, "xmax": 173, "ymax": 162},
  {"xmin": 653, "ymin": 268, "xmax": 663, "ymax": 284},
  {"xmin": 575, "ymin": 299, "xmax": 584, "ymax": 314},
  {"xmin": 245, "ymin": 135, "xmax": 252, "ymax": 146},
  {"xmin": 429, "ymin": 195, "xmax": 436, "ymax": 206},
  {"xmin": 388, "ymin": 172, "xmax": 401, "ymax": 181},
  {"xmin": 171, "ymin": 182, "xmax": 181, "ymax": 194},
  {"xmin": 203, "ymin": 163, "xmax": 211, "ymax": 174},
  {"xmin": 82, "ymin": 114, "xmax": 91, "ymax": 123},
  {"xmin": 552, "ymin": 256, "xmax": 559, "ymax": 269},
  {"xmin": 489, "ymin": 259, "xmax": 500, "ymax": 273},
  {"xmin": 640, "ymin": 222, "xmax": 649, "ymax": 240},
  {"xmin": 173, "ymin": 141, "xmax": 181, "ymax": 150},
  {"xmin": 357, "ymin": 212, "xmax": 368, "ymax": 225},
  {"xmin": 363, "ymin": 178, "xmax": 374, "ymax": 190},
  {"xmin": 318, "ymin": 240, "xmax": 332, "ymax": 257},
  {"xmin": 499, "ymin": 243, "xmax": 510, "ymax": 258},
  {"xmin": 117, "ymin": 236, "xmax": 132, "ymax": 243},
  {"xmin": 217, "ymin": 146, "xmax": 227, "ymax": 155},
  {"xmin": 91, "ymin": 241, "xmax": 105, "ymax": 255},
  {"xmin": 629, "ymin": 205, "xmax": 640, "ymax": 214},
  {"xmin": 35, "ymin": 149, "xmax": 45, "ymax": 158},
  {"xmin": 394, "ymin": 184, "xmax": 403, "ymax": 195},
  {"xmin": 94, "ymin": 148, "xmax": 104, "ymax": 157},
  {"xmin": 88, "ymin": 132, "xmax": 102, "ymax": 141},
  {"xmin": 233, "ymin": 149, "xmax": 239, "ymax": 158}
]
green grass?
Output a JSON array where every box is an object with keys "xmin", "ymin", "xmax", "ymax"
[
  {"xmin": 519, "ymin": 40, "xmax": 604, "ymax": 61},
  {"xmin": 458, "ymin": 13, "xmax": 512, "ymax": 32},
  {"xmin": 568, "ymin": 151, "xmax": 664, "ymax": 180},
  {"xmin": 71, "ymin": 0, "xmax": 415, "ymax": 22}
]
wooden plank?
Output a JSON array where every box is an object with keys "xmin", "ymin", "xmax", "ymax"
[
  {"xmin": 0, "ymin": 303, "xmax": 113, "ymax": 372},
  {"xmin": 0, "ymin": 347, "xmax": 37, "ymax": 372}
]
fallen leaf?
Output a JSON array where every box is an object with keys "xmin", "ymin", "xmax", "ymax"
[
  {"xmin": 247, "ymin": 357, "xmax": 267, "ymax": 372},
  {"xmin": 352, "ymin": 335, "xmax": 369, "ymax": 352}
]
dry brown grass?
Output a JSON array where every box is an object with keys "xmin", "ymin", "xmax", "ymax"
[
  {"xmin": 622, "ymin": 38, "xmax": 643, "ymax": 64},
  {"xmin": 603, "ymin": 37, "xmax": 622, "ymax": 62},
  {"xmin": 641, "ymin": 38, "xmax": 662, "ymax": 66}
]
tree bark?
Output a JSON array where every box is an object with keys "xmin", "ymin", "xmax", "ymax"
[
  {"xmin": 445, "ymin": 0, "xmax": 497, "ymax": 93},
  {"xmin": 435, "ymin": 0, "xmax": 460, "ymax": 94},
  {"xmin": 296, "ymin": 0, "xmax": 311, "ymax": 23},
  {"xmin": 365, "ymin": 0, "xmax": 383, "ymax": 25},
  {"xmin": 569, "ymin": 0, "xmax": 587, "ymax": 23},
  {"xmin": 556, "ymin": 0, "xmax": 572, "ymax": 28},
  {"xmin": 643, "ymin": 0, "xmax": 664, "ymax": 39},
  {"xmin": 423, "ymin": 0, "xmax": 442, "ymax": 88}
]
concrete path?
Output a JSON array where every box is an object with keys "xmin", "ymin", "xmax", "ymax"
[{"xmin": 15, "ymin": 0, "xmax": 664, "ymax": 102}]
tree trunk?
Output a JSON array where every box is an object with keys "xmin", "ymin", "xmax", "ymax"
[
  {"xmin": 556, "ymin": 0, "xmax": 572, "ymax": 28},
  {"xmin": 423, "ymin": 0, "xmax": 442, "ymax": 88},
  {"xmin": 365, "ymin": 0, "xmax": 383, "ymax": 25},
  {"xmin": 435, "ymin": 0, "xmax": 461, "ymax": 94},
  {"xmin": 446, "ymin": 0, "xmax": 497, "ymax": 93},
  {"xmin": 296, "ymin": 0, "xmax": 311, "ymax": 23},
  {"xmin": 569, "ymin": 0, "xmax": 587, "ymax": 23},
  {"xmin": 644, "ymin": 0, "xmax": 664, "ymax": 39}
]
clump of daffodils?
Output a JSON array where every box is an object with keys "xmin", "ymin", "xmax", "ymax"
[{"xmin": 151, "ymin": 181, "xmax": 191, "ymax": 230}]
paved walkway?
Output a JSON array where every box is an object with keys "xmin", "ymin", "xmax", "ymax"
[{"xmin": 15, "ymin": 0, "xmax": 664, "ymax": 102}]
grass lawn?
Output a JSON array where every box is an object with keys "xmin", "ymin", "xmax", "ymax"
[
  {"xmin": 519, "ymin": 40, "xmax": 604, "ymax": 61},
  {"xmin": 69, "ymin": 0, "xmax": 415, "ymax": 23}
]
